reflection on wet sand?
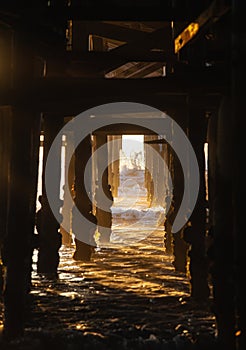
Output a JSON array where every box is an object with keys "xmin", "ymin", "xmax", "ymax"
[{"xmin": 17, "ymin": 195, "xmax": 216, "ymax": 349}]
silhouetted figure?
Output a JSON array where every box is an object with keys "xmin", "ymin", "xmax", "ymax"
[
  {"xmin": 35, "ymin": 195, "xmax": 62, "ymax": 277},
  {"xmin": 72, "ymin": 205, "xmax": 97, "ymax": 261}
]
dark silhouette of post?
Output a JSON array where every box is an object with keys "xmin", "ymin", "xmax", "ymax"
[
  {"xmin": 72, "ymin": 134, "xmax": 96, "ymax": 261},
  {"xmin": 35, "ymin": 195, "xmax": 62, "ymax": 277},
  {"xmin": 3, "ymin": 109, "xmax": 41, "ymax": 339},
  {"xmin": 37, "ymin": 114, "xmax": 64, "ymax": 277},
  {"xmin": 72, "ymin": 204, "xmax": 97, "ymax": 262},
  {"xmin": 94, "ymin": 133, "xmax": 113, "ymax": 245},
  {"xmin": 186, "ymin": 106, "xmax": 210, "ymax": 300}
]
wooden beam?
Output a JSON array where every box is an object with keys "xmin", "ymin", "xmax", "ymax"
[
  {"xmin": 0, "ymin": 68, "xmax": 228, "ymax": 107},
  {"xmin": 106, "ymin": 62, "xmax": 164, "ymax": 79},
  {"xmin": 82, "ymin": 21, "xmax": 146, "ymax": 42},
  {"xmin": 101, "ymin": 22, "xmax": 173, "ymax": 76},
  {"xmin": 0, "ymin": 2, "xmax": 210, "ymax": 22},
  {"xmin": 174, "ymin": 0, "xmax": 231, "ymax": 53},
  {"xmin": 67, "ymin": 49, "xmax": 173, "ymax": 63},
  {"xmin": 102, "ymin": 25, "xmax": 173, "ymax": 72},
  {"xmin": 31, "ymin": 68, "xmax": 229, "ymax": 93}
]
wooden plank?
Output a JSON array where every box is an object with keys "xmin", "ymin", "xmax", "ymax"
[
  {"xmin": 174, "ymin": 0, "xmax": 231, "ymax": 53},
  {"xmin": 84, "ymin": 21, "xmax": 147, "ymax": 42},
  {"xmin": 0, "ymin": 69, "xmax": 228, "ymax": 109}
]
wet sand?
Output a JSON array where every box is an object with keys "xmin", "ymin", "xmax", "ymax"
[{"xmin": 0, "ymin": 197, "xmax": 216, "ymax": 349}]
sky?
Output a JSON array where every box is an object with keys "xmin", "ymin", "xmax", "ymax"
[{"xmin": 122, "ymin": 135, "xmax": 144, "ymax": 156}]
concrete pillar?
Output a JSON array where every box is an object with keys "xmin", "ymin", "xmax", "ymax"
[
  {"xmin": 0, "ymin": 107, "xmax": 12, "ymax": 296},
  {"xmin": 162, "ymin": 143, "xmax": 173, "ymax": 255},
  {"xmin": 144, "ymin": 135, "xmax": 156, "ymax": 204},
  {"xmin": 164, "ymin": 137, "xmax": 176, "ymax": 256},
  {"xmin": 208, "ymin": 98, "xmax": 236, "ymax": 349},
  {"xmin": 108, "ymin": 135, "xmax": 121, "ymax": 198},
  {"xmin": 185, "ymin": 107, "xmax": 210, "ymax": 300},
  {"xmin": 60, "ymin": 131, "xmax": 74, "ymax": 246},
  {"xmin": 37, "ymin": 114, "xmax": 63, "ymax": 276},
  {"xmin": 152, "ymin": 142, "xmax": 166, "ymax": 207},
  {"xmin": 94, "ymin": 133, "xmax": 113, "ymax": 245},
  {"xmin": 91, "ymin": 134, "xmax": 97, "ymax": 216},
  {"xmin": 169, "ymin": 116, "xmax": 189, "ymax": 274},
  {"xmin": 144, "ymin": 135, "xmax": 150, "ymax": 201},
  {"xmin": 232, "ymin": 2, "xmax": 245, "ymax": 348},
  {"xmin": 1, "ymin": 27, "xmax": 41, "ymax": 338},
  {"xmin": 107, "ymin": 135, "xmax": 113, "ymax": 194},
  {"xmin": 73, "ymin": 134, "xmax": 96, "ymax": 261},
  {"xmin": 151, "ymin": 143, "xmax": 159, "ymax": 206},
  {"xmin": 3, "ymin": 108, "xmax": 41, "ymax": 339},
  {"xmin": 171, "ymin": 151, "xmax": 189, "ymax": 273}
]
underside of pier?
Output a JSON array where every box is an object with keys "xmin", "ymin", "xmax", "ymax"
[{"xmin": 0, "ymin": 1, "xmax": 245, "ymax": 349}]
